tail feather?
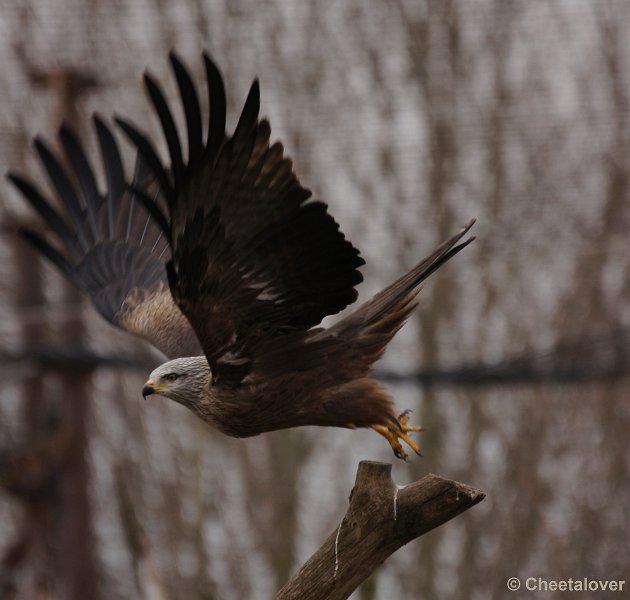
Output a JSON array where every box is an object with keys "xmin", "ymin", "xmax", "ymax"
[
  {"xmin": 317, "ymin": 220, "xmax": 476, "ymax": 377},
  {"xmin": 362, "ymin": 219, "xmax": 475, "ymax": 328}
]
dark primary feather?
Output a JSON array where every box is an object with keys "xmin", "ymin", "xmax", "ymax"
[
  {"xmin": 8, "ymin": 118, "xmax": 200, "ymax": 359},
  {"xmin": 117, "ymin": 52, "xmax": 366, "ymax": 384},
  {"xmin": 94, "ymin": 115, "xmax": 126, "ymax": 237},
  {"xmin": 203, "ymin": 55, "xmax": 227, "ymax": 160},
  {"xmin": 59, "ymin": 125, "xmax": 100, "ymax": 241},
  {"xmin": 170, "ymin": 53, "xmax": 203, "ymax": 166}
]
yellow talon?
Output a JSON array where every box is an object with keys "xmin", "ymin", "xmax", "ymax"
[
  {"xmin": 372, "ymin": 411, "xmax": 424, "ymax": 460},
  {"xmin": 372, "ymin": 424, "xmax": 408, "ymax": 460}
]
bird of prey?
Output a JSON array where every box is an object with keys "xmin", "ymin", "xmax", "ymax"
[{"xmin": 9, "ymin": 52, "xmax": 475, "ymax": 460}]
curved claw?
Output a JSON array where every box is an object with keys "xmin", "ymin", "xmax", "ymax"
[
  {"xmin": 372, "ymin": 415, "xmax": 424, "ymax": 460},
  {"xmin": 393, "ymin": 445, "xmax": 409, "ymax": 461}
]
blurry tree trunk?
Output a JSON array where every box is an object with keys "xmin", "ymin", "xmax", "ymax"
[
  {"xmin": 403, "ymin": 2, "xmax": 463, "ymax": 597},
  {"xmin": 274, "ymin": 461, "xmax": 484, "ymax": 600},
  {"xmin": 10, "ymin": 218, "xmax": 52, "ymax": 591},
  {"xmin": 4, "ymin": 24, "xmax": 59, "ymax": 593},
  {"xmin": 36, "ymin": 67, "xmax": 100, "ymax": 600},
  {"xmin": 240, "ymin": 431, "xmax": 312, "ymax": 591},
  {"xmin": 115, "ymin": 466, "xmax": 170, "ymax": 600}
]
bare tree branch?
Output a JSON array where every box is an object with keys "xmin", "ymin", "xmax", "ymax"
[{"xmin": 275, "ymin": 461, "xmax": 484, "ymax": 600}]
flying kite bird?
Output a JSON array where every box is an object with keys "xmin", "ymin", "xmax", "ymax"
[{"xmin": 9, "ymin": 52, "xmax": 475, "ymax": 460}]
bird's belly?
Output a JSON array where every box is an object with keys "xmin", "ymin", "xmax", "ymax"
[{"xmin": 194, "ymin": 386, "xmax": 309, "ymax": 438}]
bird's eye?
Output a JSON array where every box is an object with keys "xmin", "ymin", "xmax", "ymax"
[{"xmin": 165, "ymin": 373, "xmax": 178, "ymax": 382}]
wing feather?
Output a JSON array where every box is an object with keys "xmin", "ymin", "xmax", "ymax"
[
  {"xmin": 94, "ymin": 114, "xmax": 126, "ymax": 238},
  {"xmin": 34, "ymin": 137, "xmax": 91, "ymax": 251},
  {"xmin": 144, "ymin": 72, "xmax": 185, "ymax": 182},
  {"xmin": 203, "ymin": 54, "xmax": 226, "ymax": 160},
  {"xmin": 10, "ymin": 118, "xmax": 200, "ymax": 359},
  {"xmin": 8, "ymin": 174, "xmax": 80, "ymax": 260},
  {"xmin": 58, "ymin": 124, "xmax": 101, "ymax": 242},
  {"xmin": 118, "ymin": 52, "xmax": 365, "ymax": 384},
  {"xmin": 114, "ymin": 117, "xmax": 174, "ymax": 201},
  {"xmin": 170, "ymin": 52, "xmax": 203, "ymax": 166}
]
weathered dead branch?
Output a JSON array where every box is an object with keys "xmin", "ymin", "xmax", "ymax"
[{"xmin": 275, "ymin": 461, "xmax": 485, "ymax": 600}]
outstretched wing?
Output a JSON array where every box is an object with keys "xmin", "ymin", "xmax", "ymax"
[
  {"xmin": 8, "ymin": 117, "xmax": 201, "ymax": 359},
  {"xmin": 116, "ymin": 52, "xmax": 365, "ymax": 384}
]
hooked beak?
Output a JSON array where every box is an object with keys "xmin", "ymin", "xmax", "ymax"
[{"xmin": 142, "ymin": 379, "xmax": 161, "ymax": 399}]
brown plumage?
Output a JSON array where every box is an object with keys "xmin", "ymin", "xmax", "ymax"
[{"xmin": 9, "ymin": 52, "xmax": 475, "ymax": 459}]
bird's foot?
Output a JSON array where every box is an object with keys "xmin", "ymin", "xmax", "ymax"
[{"xmin": 372, "ymin": 410, "xmax": 424, "ymax": 461}]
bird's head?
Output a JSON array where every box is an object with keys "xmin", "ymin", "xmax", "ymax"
[{"xmin": 142, "ymin": 356, "xmax": 211, "ymax": 407}]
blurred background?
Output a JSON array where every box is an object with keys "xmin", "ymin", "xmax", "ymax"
[{"xmin": 1, "ymin": 0, "xmax": 630, "ymax": 598}]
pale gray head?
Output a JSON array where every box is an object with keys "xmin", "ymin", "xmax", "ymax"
[{"xmin": 142, "ymin": 356, "xmax": 211, "ymax": 408}]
